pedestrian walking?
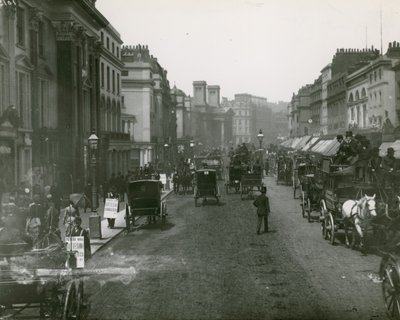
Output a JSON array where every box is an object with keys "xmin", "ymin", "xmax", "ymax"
[
  {"xmin": 253, "ymin": 186, "xmax": 270, "ymax": 234},
  {"xmin": 105, "ymin": 186, "xmax": 119, "ymax": 228}
]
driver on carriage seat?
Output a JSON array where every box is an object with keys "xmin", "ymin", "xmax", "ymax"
[{"xmin": 381, "ymin": 147, "xmax": 399, "ymax": 189}]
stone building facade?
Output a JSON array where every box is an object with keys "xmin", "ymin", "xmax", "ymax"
[
  {"xmin": 98, "ymin": 23, "xmax": 130, "ymax": 184},
  {"xmin": 121, "ymin": 45, "xmax": 176, "ymax": 170},
  {"xmin": 0, "ymin": 0, "xmax": 130, "ymax": 196},
  {"xmin": 191, "ymin": 81, "xmax": 233, "ymax": 150}
]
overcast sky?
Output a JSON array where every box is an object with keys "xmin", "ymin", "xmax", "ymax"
[{"xmin": 96, "ymin": 0, "xmax": 400, "ymax": 103}]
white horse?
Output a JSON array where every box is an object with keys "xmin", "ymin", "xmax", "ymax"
[{"xmin": 342, "ymin": 194, "xmax": 377, "ymax": 250}]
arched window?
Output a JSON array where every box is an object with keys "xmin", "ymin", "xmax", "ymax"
[
  {"xmin": 116, "ymin": 102, "xmax": 121, "ymax": 132},
  {"xmin": 111, "ymin": 101, "xmax": 116, "ymax": 132},
  {"xmin": 355, "ymin": 90, "xmax": 360, "ymax": 101},
  {"xmin": 361, "ymin": 88, "xmax": 366, "ymax": 98},
  {"xmin": 348, "ymin": 92, "xmax": 354, "ymax": 102},
  {"xmin": 100, "ymin": 96, "xmax": 106, "ymax": 131},
  {"xmin": 106, "ymin": 98, "xmax": 111, "ymax": 131}
]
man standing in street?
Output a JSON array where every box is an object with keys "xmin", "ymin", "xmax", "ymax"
[{"xmin": 253, "ymin": 186, "xmax": 270, "ymax": 234}]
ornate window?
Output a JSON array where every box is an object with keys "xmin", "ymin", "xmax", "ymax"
[{"xmin": 17, "ymin": 7, "xmax": 25, "ymax": 47}]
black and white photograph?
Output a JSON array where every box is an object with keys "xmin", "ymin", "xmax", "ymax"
[{"xmin": 1, "ymin": 0, "xmax": 400, "ymax": 319}]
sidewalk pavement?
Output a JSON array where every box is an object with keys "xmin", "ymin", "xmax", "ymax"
[{"xmin": 60, "ymin": 188, "xmax": 173, "ymax": 256}]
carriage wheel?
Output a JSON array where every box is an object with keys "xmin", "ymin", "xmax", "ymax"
[
  {"xmin": 381, "ymin": 254, "xmax": 400, "ymax": 320},
  {"xmin": 161, "ymin": 203, "xmax": 167, "ymax": 225},
  {"xmin": 125, "ymin": 204, "xmax": 130, "ymax": 233},
  {"xmin": 75, "ymin": 279, "xmax": 84, "ymax": 320},
  {"xmin": 307, "ymin": 198, "xmax": 312, "ymax": 223},
  {"xmin": 301, "ymin": 191, "xmax": 306, "ymax": 218},
  {"xmin": 326, "ymin": 212, "xmax": 335, "ymax": 245},
  {"xmin": 320, "ymin": 201, "xmax": 327, "ymax": 239},
  {"xmin": 62, "ymin": 281, "xmax": 79, "ymax": 320}
]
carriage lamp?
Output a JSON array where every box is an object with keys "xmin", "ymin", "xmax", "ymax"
[
  {"xmin": 257, "ymin": 129, "xmax": 264, "ymax": 150},
  {"xmin": 88, "ymin": 131, "xmax": 101, "ymax": 239}
]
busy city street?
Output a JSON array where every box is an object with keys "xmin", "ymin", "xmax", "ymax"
[
  {"xmin": 84, "ymin": 176, "xmax": 387, "ymax": 320},
  {"xmin": 3, "ymin": 0, "xmax": 400, "ymax": 319}
]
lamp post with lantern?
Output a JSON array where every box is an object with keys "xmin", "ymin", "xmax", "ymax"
[
  {"xmin": 88, "ymin": 131, "xmax": 101, "ymax": 239},
  {"xmin": 257, "ymin": 129, "xmax": 264, "ymax": 176}
]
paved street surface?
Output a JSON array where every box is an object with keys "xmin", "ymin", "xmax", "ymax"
[{"xmin": 83, "ymin": 176, "xmax": 388, "ymax": 320}]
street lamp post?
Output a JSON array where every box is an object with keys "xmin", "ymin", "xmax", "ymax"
[
  {"xmin": 189, "ymin": 140, "xmax": 195, "ymax": 162},
  {"xmin": 88, "ymin": 131, "xmax": 101, "ymax": 239},
  {"xmin": 257, "ymin": 129, "xmax": 264, "ymax": 150},
  {"xmin": 257, "ymin": 129, "xmax": 264, "ymax": 176}
]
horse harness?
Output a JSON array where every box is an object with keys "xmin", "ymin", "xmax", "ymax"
[{"xmin": 348, "ymin": 199, "xmax": 375, "ymax": 221}]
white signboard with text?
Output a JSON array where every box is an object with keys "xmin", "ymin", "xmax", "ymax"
[
  {"xmin": 160, "ymin": 174, "xmax": 167, "ymax": 185},
  {"xmin": 104, "ymin": 198, "xmax": 119, "ymax": 219},
  {"xmin": 65, "ymin": 236, "xmax": 85, "ymax": 268}
]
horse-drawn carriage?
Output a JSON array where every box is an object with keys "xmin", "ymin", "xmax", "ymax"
[
  {"xmin": 225, "ymin": 164, "xmax": 243, "ymax": 194},
  {"xmin": 0, "ymin": 239, "xmax": 84, "ymax": 319},
  {"xmin": 125, "ymin": 180, "xmax": 167, "ymax": 231},
  {"xmin": 293, "ymin": 156, "xmax": 315, "ymax": 199},
  {"xmin": 299, "ymin": 173, "xmax": 323, "ymax": 222},
  {"xmin": 240, "ymin": 172, "xmax": 264, "ymax": 200},
  {"xmin": 319, "ymin": 158, "xmax": 384, "ymax": 248},
  {"xmin": 193, "ymin": 169, "xmax": 220, "ymax": 206},
  {"xmin": 276, "ymin": 156, "xmax": 293, "ymax": 185}
]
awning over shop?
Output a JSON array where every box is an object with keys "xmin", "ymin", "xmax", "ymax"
[
  {"xmin": 293, "ymin": 136, "xmax": 312, "ymax": 150},
  {"xmin": 290, "ymin": 137, "xmax": 301, "ymax": 149},
  {"xmin": 280, "ymin": 138, "xmax": 293, "ymax": 148},
  {"xmin": 320, "ymin": 139, "xmax": 339, "ymax": 156},
  {"xmin": 312, "ymin": 139, "xmax": 331, "ymax": 154},
  {"xmin": 301, "ymin": 137, "xmax": 319, "ymax": 152},
  {"xmin": 323, "ymin": 140, "xmax": 340, "ymax": 156},
  {"xmin": 379, "ymin": 140, "xmax": 400, "ymax": 159},
  {"xmin": 309, "ymin": 139, "xmax": 326, "ymax": 153}
]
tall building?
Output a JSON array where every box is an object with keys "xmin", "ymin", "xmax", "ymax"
[
  {"xmin": 121, "ymin": 45, "xmax": 175, "ymax": 170},
  {"xmin": 98, "ymin": 23, "xmax": 130, "ymax": 184},
  {"xmin": 224, "ymin": 93, "xmax": 272, "ymax": 146},
  {"xmin": 0, "ymin": 0, "xmax": 112, "ymax": 195},
  {"xmin": 327, "ymin": 47, "xmax": 380, "ymax": 134}
]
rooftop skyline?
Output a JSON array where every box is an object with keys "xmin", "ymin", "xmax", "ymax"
[{"xmin": 96, "ymin": 0, "xmax": 400, "ymax": 102}]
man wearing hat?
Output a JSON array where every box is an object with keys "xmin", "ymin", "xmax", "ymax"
[
  {"xmin": 253, "ymin": 186, "xmax": 270, "ymax": 234},
  {"xmin": 381, "ymin": 147, "xmax": 399, "ymax": 188},
  {"xmin": 105, "ymin": 185, "xmax": 119, "ymax": 228}
]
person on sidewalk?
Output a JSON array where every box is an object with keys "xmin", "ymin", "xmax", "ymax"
[
  {"xmin": 65, "ymin": 216, "xmax": 91, "ymax": 261},
  {"xmin": 253, "ymin": 186, "xmax": 270, "ymax": 234},
  {"xmin": 63, "ymin": 200, "xmax": 80, "ymax": 237},
  {"xmin": 105, "ymin": 186, "xmax": 119, "ymax": 228}
]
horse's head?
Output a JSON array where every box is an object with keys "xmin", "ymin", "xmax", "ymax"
[{"xmin": 363, "ymin": 194, "xmax": 377, "ymax": 217}]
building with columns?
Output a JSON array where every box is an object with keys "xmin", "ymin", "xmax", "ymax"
[
  {"xmin": 191, "ymin": 81, "xmax": 233, "ymax": 150},
  {"xmin": 0, "ymin": 0, "xmax": 131, "ymax": 197}
]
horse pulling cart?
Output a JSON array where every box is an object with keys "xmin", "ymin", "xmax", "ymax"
[
  {"xmin": 194, "ymin": 169, "xmax": 220, "ymax": 206},
  {"xmin": 0, "ymin": 242, "xmax": 84, "ymax": 319},
  {"xmin": 240, "ymin": 172, "xmax": 264, "ymax": 200},
  {"xmin": 299, "ymin": 173, "xmax": 323, "ymax": 222},
  {"xmin": 319, "ymin": 158, "xmax": 383, "ymax": 248},
  {"xmin": 276, "ymin": 156, "xmax": 293, "ymax": 186},
  {"xmin": 125, "ymin": 180, "xmax": 167, "ymax": 231},
  {"xmin": 225, "ymin": 164, "xmax": 243, "ymax": 194}
]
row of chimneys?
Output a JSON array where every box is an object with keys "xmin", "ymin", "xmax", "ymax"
[
  {"xmin": 335, "ymin": 47, "xmax": 378, "ymax": 53},
  {"xmin": 122, "ymin": 44, "xmax": 149, "ymax": 51}
]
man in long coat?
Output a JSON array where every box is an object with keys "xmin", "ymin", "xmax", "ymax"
[{"xmin": 253, "ymin": 186, "xmax": 270, "ymax": 234}]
